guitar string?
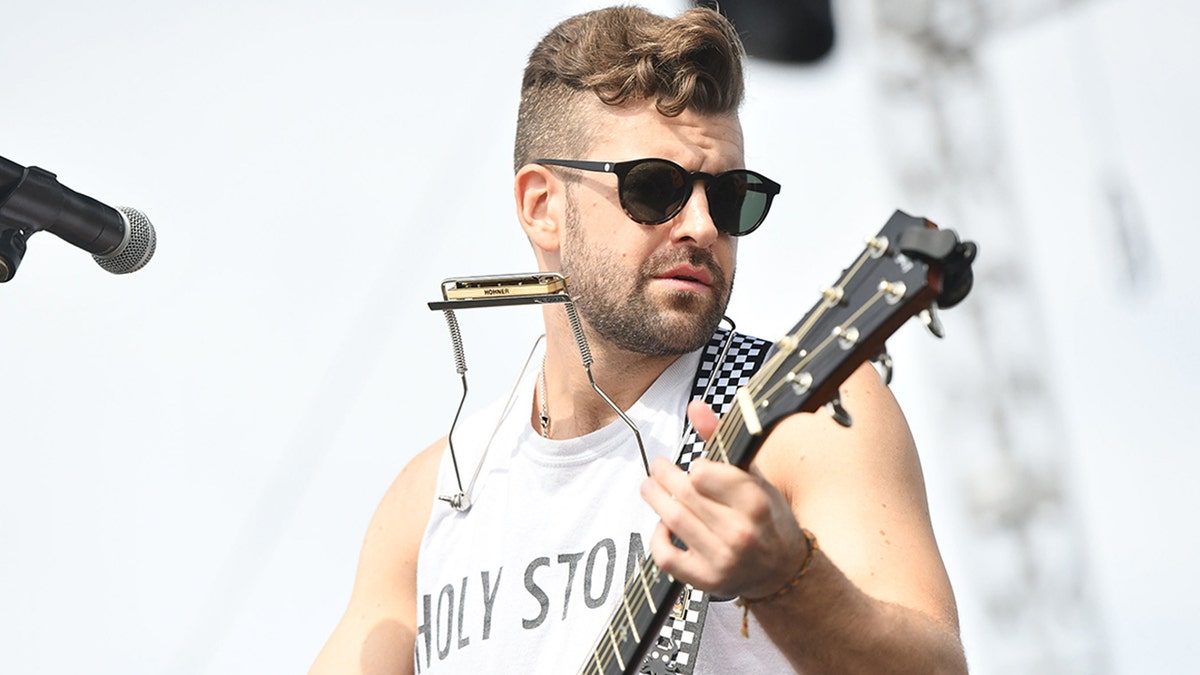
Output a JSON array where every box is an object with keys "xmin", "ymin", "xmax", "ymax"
[
  {"xmin": 585, "ymin": 247, "xmax": 879, "ymax": 673},
  {"xmin": 729, "ymin": 244, "xmax": 877, "ymax": 414},
  {"xmin": 758, "ymin": 287, "xmax": 890, "ymax": 405}
]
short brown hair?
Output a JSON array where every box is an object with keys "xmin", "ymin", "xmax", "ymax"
[{"xmin": 513, "ymin": 5, "xmax": 746, "ymax": 173}]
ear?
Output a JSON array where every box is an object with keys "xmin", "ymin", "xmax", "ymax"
[{"xmin": 514, "ymin": 164, "xmax": 565, "ymax": 254}]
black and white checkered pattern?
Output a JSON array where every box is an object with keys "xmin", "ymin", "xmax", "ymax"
[
  {"xmin": 638, "ymin": 328, "xmax": 771, "ymax": 675},
  {"xmin": 677, "ymin": 328, "xmax": 772, "ymax": 472}
]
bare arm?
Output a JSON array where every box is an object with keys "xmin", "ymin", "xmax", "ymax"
[
  {"xmin": 643, "ymin": 363, "xmax": 965, "ymax": 673},
  {"xmin": 308, "ymin": 440, "xmax": 444, "ymax": 675}
]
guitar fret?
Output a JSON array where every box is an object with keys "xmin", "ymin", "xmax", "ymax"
[
  {"xmin": 606, "ymin": 623, "xmax": 626, "ymax": 672},
  {"xmin": 639, "ymin": 563, "xmax": 657, "ymax": 614},
  {"xmin": 621, "ymin": 594, "xmax": 639, "ymax": 643},
  {"xmin": 735, "ymin": 388, "xmax": 763, "ymax": 436},
  {"xmin": 713, "ymin": 433, "xmax": 730, "ymax": 463}
]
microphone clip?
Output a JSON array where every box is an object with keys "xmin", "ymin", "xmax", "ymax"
[
  {"xmin": 0, "ymin": 227, "xmax": 27, "ymax": 282},
  {"xmin": 0, "ymin": 164, "xmax": 58, "ymax": 282}
]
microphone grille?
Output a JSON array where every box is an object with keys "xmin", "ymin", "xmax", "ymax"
[{"xmin": 94, "ymin": 206, "xmax": 156, "ymax": 274}]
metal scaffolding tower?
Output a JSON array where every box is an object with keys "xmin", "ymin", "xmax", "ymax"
[{"xmin": 867, "ymin": 1, "xmax": 1111, "ymax": 672}]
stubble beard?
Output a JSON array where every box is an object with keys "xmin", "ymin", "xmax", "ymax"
[{"xmin": 559, "ymin": 201, "xmax": 733, "ymax": 357}]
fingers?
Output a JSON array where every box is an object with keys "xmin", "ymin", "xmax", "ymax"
[
  {"xmin": 686, "ymin": 400, "xmax": 719, "ymax": 441},
  {"xmin": 644, "ymin": 457, "xmax": 757, "ymax": 529},
  {"xmin": 640, "ymin": 459, "xmax": 729, "ymax": 563},
  {"xmin": 646, "ymin": 519, "xmax": 724, "ymax": 590},
  {"xmin": 640, "ymin": 456, "xmax": 801, "ymax": 597}
]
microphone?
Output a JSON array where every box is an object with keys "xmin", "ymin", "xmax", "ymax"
[{"xmin": 0, "ymin": 154, "xmax": 156, "ymax": 282}]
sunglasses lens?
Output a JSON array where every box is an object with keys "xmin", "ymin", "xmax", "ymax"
[
  {"xmin": 610, "ymin": 159, "xmax": 778, "ymax": 234},
  {"xmin": 708, "ymin": 171, "xmax": 774, "ymax": 235},
  {"xmin": 621, "ymin": 160, "xmax": 690, "ymax": 224}
]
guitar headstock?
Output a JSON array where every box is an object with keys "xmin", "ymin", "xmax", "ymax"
[{"xmin": 719, "ymin": 210, "xmax": 976, "ymax": 467}]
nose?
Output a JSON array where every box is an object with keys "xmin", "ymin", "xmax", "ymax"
[{"xmin": 669, "ymin": 181, "xmax": 720, "ymax": 248}]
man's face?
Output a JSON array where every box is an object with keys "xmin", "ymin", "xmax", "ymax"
[{"xmin": 558, "ymin": 101, "xmax": 744, "ymax": 356}]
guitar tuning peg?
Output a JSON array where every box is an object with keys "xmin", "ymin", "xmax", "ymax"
[
  {"xmin": 870, "ymin": 349, "xmax": 894, "ymax": 385},
  {"xmin": 920, "ymin": 306, "xmax": 946, "ymax": 338},
  {"xmin": 827, "ymin": 395, "xmax": 853, "ymax": 427}
]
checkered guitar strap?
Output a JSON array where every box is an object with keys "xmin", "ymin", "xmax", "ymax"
[{"xmin": 636, "ymin": 327, "xmax": 772, "ymax": 675}]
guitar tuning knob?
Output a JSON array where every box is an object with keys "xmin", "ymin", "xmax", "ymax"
[
  {"xmin": 870, "ymin": 349, "xmax": 894, "ymax": 385},
  {"xmin": 920, "ymin": 306, "xmax": 946, "ymax": 338},
  {"xmin": 827, "ymin": 395, "xmax": 853, "ymax": 427}
]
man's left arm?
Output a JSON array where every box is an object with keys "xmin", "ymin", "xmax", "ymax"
[{"xmin": 643, "ymin": 362, "xmax": 967, "ymax": 674}]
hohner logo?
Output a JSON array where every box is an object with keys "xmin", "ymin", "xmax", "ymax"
[{"xmin": 482, "ymin": 287, "xmax": 511, "ymax": 296}]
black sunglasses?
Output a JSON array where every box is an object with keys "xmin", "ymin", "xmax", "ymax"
[{"xmin": 533, "ymin": 157, "xmax": 781, "ymax": 236}]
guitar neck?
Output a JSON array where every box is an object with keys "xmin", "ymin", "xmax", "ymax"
[{"xmin": 578, "ymin": 561, "xmax": 681, "ymax": 675}]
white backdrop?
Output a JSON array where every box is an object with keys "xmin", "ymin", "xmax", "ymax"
[{"xmin": 1, "ymin": 1, "xmax": 1196, "ymax": 673}]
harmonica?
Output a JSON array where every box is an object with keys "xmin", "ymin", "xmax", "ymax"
[{"xmin": 428, "ymin": 272, "xmax": 570, "ymax": 310}]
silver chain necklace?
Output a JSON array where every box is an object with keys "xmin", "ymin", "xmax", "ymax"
[{"xmin": 538, "ymin": 354, "xmax": 551, "ymax": 438}]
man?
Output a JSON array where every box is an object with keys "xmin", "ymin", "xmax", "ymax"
[{"xmin": 311, "ymin": 6, "xmax": 966, "ymax": 674}]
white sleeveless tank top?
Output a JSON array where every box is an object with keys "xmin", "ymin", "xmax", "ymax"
[{"xmin": 414, "ymin": 346, "xmax": 796, "ymax": 674}]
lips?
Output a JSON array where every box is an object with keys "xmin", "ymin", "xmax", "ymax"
[{"xmin": 657, "ymin": 264, "xmax": 713, "ymax": 287}]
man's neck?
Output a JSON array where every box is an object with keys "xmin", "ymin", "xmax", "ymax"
[{"xmin": 536, "ymin": 311, "xmax": 684, "ymax": 440}]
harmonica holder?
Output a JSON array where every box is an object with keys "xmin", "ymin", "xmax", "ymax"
[{"xmin": 428, "ymin": 272, "xmax": 648, "ymax": 512}]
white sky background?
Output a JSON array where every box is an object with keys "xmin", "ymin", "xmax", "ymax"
[{"xmin": 1, "ymin": 0, "xmax": 1196, "ymax": 673}]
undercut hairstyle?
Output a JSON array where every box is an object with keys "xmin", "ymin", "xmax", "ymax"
[{"xmin": 513, "ymin": 5, "xmax": 746, "ymax": 173}]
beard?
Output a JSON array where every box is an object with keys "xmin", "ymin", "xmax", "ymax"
[{"xmin": 559, "ymin": 201, "xmax": 733, "ymax": 357}]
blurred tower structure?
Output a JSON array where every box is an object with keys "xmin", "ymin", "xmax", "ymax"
[{"xmin": 867, "ymin": 1, "xmax": 1111, "ymax": 672}]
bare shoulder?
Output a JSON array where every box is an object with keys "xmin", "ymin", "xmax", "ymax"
[
  {"xmin": 357, "ymin": 438, "xmax": 446, "ymax": 581},
  {"xmin": 754, "ymin": 361, "xmax": 959, "ymax": 627},
  {"xmin": 360, "ymin": 438, "xmax": 446, "ymax": 579},
  {"xmin": 377, "ymin": 438, "xmax": 447, "ymax": 528},
  {"xmin": 754, "ymin": 361, "xmax": 916, "ymax": 492},
  {"xmin": 309, "ymin": 438, "xmax": 446, "ymax": 675}
]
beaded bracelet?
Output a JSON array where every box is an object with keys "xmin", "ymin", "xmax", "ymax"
[{"xmin": 737, "ymin": 528, "xmax": 819, "ymax": 637}]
